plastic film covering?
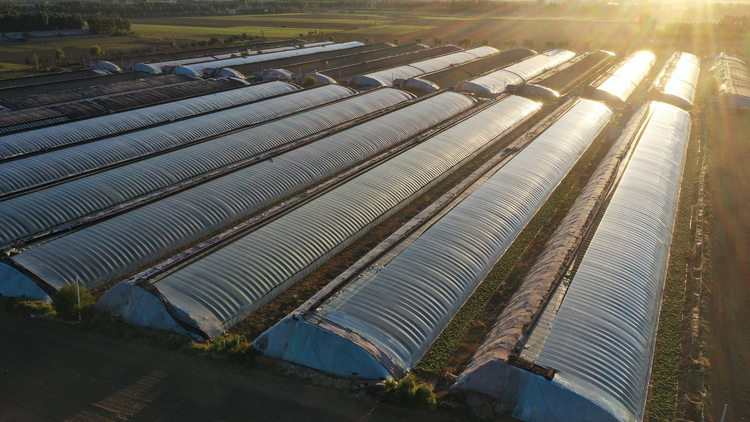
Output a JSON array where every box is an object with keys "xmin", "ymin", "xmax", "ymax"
[
  {"xmin": 0, "ymin": 85, "xmax": 354, "ymax": 196},
  {"xmin": 279, "ymin": 99, "xmax": 612, "ymax": 378},
  {"xmin": 0, "ymin": 89, "xmax": 414, "ymax": 247},
  {"xmin": 142, "ymin": 95, "xmax": 539, "ymax": 336},
  {"xmin": 456, "ymin": 49, "xmax": 575, "ymax": 95},
  {"xmin": 709, "ymin": 52, "xmax": 750, "ymax": 106},
  {"xmin": 351, "ymin": 47, "xmax": 499, "ymax": 87},
  {"xmin": 10, "ymin": 92, "xmax": 475, "ymax": 292},
  {"xmin": 184, "ymin": 42, "xmax": 365, "ymax": 74},
  {"xmin": 591, "ymin": 51, "xmax": 656, "ymax": 103},
  {"xmin": 0, "ymin": 81, "xmax": 298, "ymax": 161},
  {"xmin": 651, "ymin": 52, "xmax": 701, "ymax": 108},
  {"xmin": 495, "ymin": 102, "xmax": 690, "ymax": 422}
]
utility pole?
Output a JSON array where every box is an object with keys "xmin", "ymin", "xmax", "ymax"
[{"xmin": 76, "ymin": 275, "xmax": 81, "ymax": 322}]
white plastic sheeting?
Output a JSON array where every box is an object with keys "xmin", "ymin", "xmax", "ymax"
[
  {"xmin": 651, "ymin": 52, "xmax": 700, "ymax": 108},
  {"xmin": 133, "ymin": 62, "xmax": 162, "ymax": 75},
  {"xmin": 0, "ymin": 81, "xmax": 298, "ymax": 160},
  {"xmin": 261, "ymin": 68, "xmax": 294, "ymax": 81},
  {"xmin": 10, "ymin": 92, "xmax": 474, "ymax": 293},
  {"xmin": 456, "ymin": 49, "xmax": 575, "ymax": 95},
  {"xmin": 302, "ymin": 73, "xmax": 338, "ymax": 85},
  {"xmin": 455, "ymin": 102, "xmax": 691, "ymax": 422},
  {"xmin": 214, "ymin": 67, "xmax": 246, "ymax": 79},
  {"xmin": 98, "ymin": 95, "xmax": 538, "ymax": 337},
  {"xmin": 351, "ymin": 47, "xmax": 499, "ymax": 87},
  {"xmin": 256, "ymin": 99, "xmax": 613, "ymax": 379},
  {"xmin": 184, "ymin": 42, "xmax": 365, "ymax": 76},
  {"xmin": 590, "ymin": 51, "xmax": 656, "ymax": 103},
  {"xmin": 0, "ymin": 85, "xmax": 353, "ymax": 196},
  {"xmin": 0, "ymin": 89, "xmax": 413, "ymax": 247},
  {"xmin": 171, "ymin": 66, "xmax": 202, "ymax": 77},
  {"xmin": 95, "ymin": 60, "xmax": 121, "ymax": 72}
]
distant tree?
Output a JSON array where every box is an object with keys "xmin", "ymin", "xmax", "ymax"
[
  {"xmin": 53, "ymin": 285, "xmax": 95, "ymax": 321},
  {"xmin": 503, "ymin": 39, "xmax": 518, "ymax": 49},
  {"xmin": 89, "ymin": 45, "xmax": 103, "ymax": 59},
  {"xmin": 168, "ymin": 39, "xmax": 176, "ymax": 50},
  {"xmin": 558, "ymin": 40, "xmax": 569, "ymax": 49},
  {"xmin": 523, "ymin": 38, "xmax": 535, "ymax": 49},
  {"xmin": 545, "ymin": 40, "xmax": 556, "ymax": 49},
  {"xmin": 415, "ymin": 37, "xmax": 423, "ymax": 44},
  {"xmin": 209, "ymin": 37, "xmax": 220, "ymax": 45},
  {"xmin": 301, "ymin": 75, "xmax": 317, "ymax": 88},
  {"xmin": 432, "ymin": 36, "xmax": 442, "ymax": 46},
  {"xmin": 457, "ymin": 37, "xmax": 472, "ymax": 48},
  {"xmin": 241, "ymin": 50, "xmax": 250, "ymax": 57},
  {"xmin": 393, "ymin": 38, "xmax": 399, "ymax": 45},
  {"xmin": 639, "ymin": 12, "xmax": 656, "ymax": 34},
  {"xmin": 54, "ymin": 47, "xmax": 65, "ymax": 64},
  {"xmin": 444, "ymin": 40, "xmax": 451, "ymax": 45},
  {"xmin": 481, "ymin": 38, "xmax": 490, "ymax": 46},
  {"xmin": 299, "ymin": 32, "xmax": 304, "ymax": 38},
  {"xmin": 327, "ymin": 35, "xmax": 335, "ymax": 42}
]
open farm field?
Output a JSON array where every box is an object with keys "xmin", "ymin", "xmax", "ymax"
[
  {"xmin": 706, "ymin": 109, "xmax": 750, "ymax": 421},
  {"xmin": 131, "ymin": 23, "xmax": 334, "ymax": 40},
  {"xmin": 0, "ymin": 36, "xmax": 157, "ymax": 67},
  {"xmin": 131, "ymin": 15, "xmax": 386, "ymax": 29},
  {"xmin": 337, "ymin": 17, "xmax": 638, "ymax": 52},
  {"xmin": 2, "ymin": 11, "xmax": 641, "ymax": 68}
]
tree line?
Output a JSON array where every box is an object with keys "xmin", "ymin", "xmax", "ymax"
[
  {"xmin": 88, "ymin": 16, "xmax": 132, "ymax": 36},
  {"xmin": 0, "ymin": 10, "xmax": 84, "ymax": 33}
]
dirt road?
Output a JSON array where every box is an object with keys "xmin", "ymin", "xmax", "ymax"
[
  {"xmin": 706, "ymin": 110, "xmax": 750, "ymax": 422},
  {"xmin": 0, "ymin": 311, "xmax": 462, "ymax": 422}
]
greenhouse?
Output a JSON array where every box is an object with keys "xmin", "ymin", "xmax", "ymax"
[
  {"xmin": 183, "ymin": 42, "xmax": 366, "ymax": 76},
  {"xmin": 255, "ymin": 99, "xmax": 612, "ymax": 378},
  {"xmin": 0, "ymin": 81, "xmax": 298, "ymax": 161},
  {"xmin": 588, "ymin": 51, "xmax": 656, "ymax": 103},
  {"xmin": 3, "ymin": 92, "xmax": 474, "ymax": 299},
  {"xmin": 0, "ymin": 89, "xmax": 414, "ymax": 248},
  {"xmin": 350, "ymin": 46, "xmax": 499, "ymax": 87},
  {"xmin": 709, "ymin": 52, "xmax": 750, "ymax": 108},
  {"xmin": 96, "ymin": 94, "xmax": 540, "ymax": 338},
  {"xmin": 0, "ymin": 84, "xmax": 353, "ymax": 196},
  {"xmin": 650, "ymin": 52, "xmax": 701, "ymax": 109},
  {"xmin": 455, "ymin": 49, "xmax": 576, "ymax": 95},
  {"xmin": 453, "ymin": 102, "xmax": 691, "ymax": 422}
]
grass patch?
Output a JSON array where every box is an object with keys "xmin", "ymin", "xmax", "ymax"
[
  {"xmin": 132, "ymin": 24, "xmax": 335, "ymax": 40},
  {"xmin": 189, "ymin": 334, "xmax": 252, "ymax": 363},
  {"xmin": 204, "ymin": 16, "xmax": 392, "ymax": 25},
  {"xmin": 383, "ymin": 375, "xmax": 436, "ymax": 408},
  {"xmin": 417, "ymin": 132, "xmax": 608, "ymax": 375},
  {"xmin": 0, "ymin": 62, "xmax": 30, "ymax": 70},
  {"xmin": 345, "ymin": 25, "xmax": 436, "ymax": 35},
  {"xmin": 0, "ymin": 296, "xmax": 56, "ymax": 318},
  {"xmin": 646, "ymin": 115, "xmax": 701, "ymax": 421}
]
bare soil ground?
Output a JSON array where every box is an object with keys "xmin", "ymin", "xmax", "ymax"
[
  {"xmin": 705, "ymin": 109, "xmax": 750, "ymax": 421},
  {"xmin": 0, "ymin": 310, "xmax": 466, "ymax": 422}
]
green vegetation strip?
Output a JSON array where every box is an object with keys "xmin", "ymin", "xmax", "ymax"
[
  {"xmin": 417, "ymin": 134, "xmax": 607, "ymax": 375},
  {"xmin": 647, "ymin": 117, "xmax": 701, "ymax": 421},
  {"xmin": 345, "ymin": 25, "xmax": 436, "ymax": 35},
  {"xmin": 132, "ymin": 24, "xmax": 335, "ymax": 39}
]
